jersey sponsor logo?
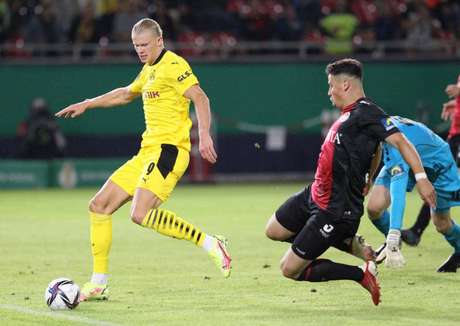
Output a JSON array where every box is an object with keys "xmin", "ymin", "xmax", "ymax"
[
  {"xmin": 338, "ymin": 112, "xmax": 350, "ymax": 122},
  {"xmin": 143, "ymin": 91, "xmax": 160, "ymax": 99},
  {"xmin": 325, "ymin": 129, "xmax": 341, "ymax": 145},
  {"xmin": 320, "ymin": 224, "xmax": 334, "ymax": 238},
  {"xmin": 390, "ymin": 164, "xmax": 404, "ymax": 176},
  {"xmin": 177, "ymin": 70, "xmax": 192, "ymax": 82},
  {"xmin": 381, "ymin": 117, "xmax": 396, "ymax": 131}
]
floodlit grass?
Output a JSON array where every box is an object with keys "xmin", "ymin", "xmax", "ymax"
[{"xmin": 1, "ymin": 183, "xmax": 459, "ymax": 325}]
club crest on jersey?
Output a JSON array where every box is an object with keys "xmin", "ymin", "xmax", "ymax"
[
  {"xmin": 149, "ymin": 72, "xmax": 155, "ymax": 81},
  {"xmin": 390, "ymin": 164, "xmax": 404, "ymax": 176},
  {"xmin": 381, "ymin": 117, "xmax": 396, "ymax": 131}
]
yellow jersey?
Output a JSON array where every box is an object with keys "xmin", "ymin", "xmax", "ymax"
[{"xmin": 129, "ymin": 50, "xmax": 199, "ymax": 151}]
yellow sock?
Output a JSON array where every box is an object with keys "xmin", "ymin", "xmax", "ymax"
[
  {"xmin": 141, "ymin": 208, "xmax": 205, "ymax": 247},
  {"xmin": 89, "ymin": 212, "xmax": 112, "ymax": 274}
]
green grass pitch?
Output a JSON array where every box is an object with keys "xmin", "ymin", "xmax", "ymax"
[{"xmin": 1, "ymin": 183, "xmax": 459, "ymax": 325}]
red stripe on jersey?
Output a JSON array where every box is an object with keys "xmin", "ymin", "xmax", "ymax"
[
  {"xmin": 311, "ymin": 116, "xmax": 344, "ymax": 210},
  {"xmin": 448, "ymin": 75, "xmax": 460, "ymax": 138},
  {"xmin": 450, "ymin": 98, "xmax": 460, "ymax": 138}
]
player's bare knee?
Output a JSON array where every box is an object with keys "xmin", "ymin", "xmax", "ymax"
[
  {"xmin": 280, "ymin": 261, "xmax": 300, "ymax": 280},
  {"xmin": 366, "ymin": 206, "xmax": 381, "ymax": 221},
  {"xmin": 265, "ymin": 214, "xmax": 282, "ymax": 240},
  {"xmin": 89, "ymin": 196, "xmax": 110, "ymax": 214},
  {"xmin": 432, "ymin": 214, "xmax": 451, "ymax": 234},
  {"xmin": 88, "ymin": 197, "xmax": 98, "ymax": 212},
  {"xmin": 130, "ymin": 212, "xmax": 144, "ymax": 225},
  {"xmin": 265, "ymin": 224, "xmax": 279, "ymax": 240},
  {"xmin": 281, "ymin": 268, "xmax": 297, "ymax": 280},
  {"xmin": 433, "ymin": 220, "xmax": 450, "ymax": 234}
]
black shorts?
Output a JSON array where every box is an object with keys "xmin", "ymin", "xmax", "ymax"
[
  {"xmin": 275, "ymin": 186, "xmax": 360, "ymax": 260},
  {"xmin": 448, "ymin": 135, "xmax": 460, "ymax": 167}
]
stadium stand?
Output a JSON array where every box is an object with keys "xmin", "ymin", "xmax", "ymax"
[{"xmin": 0, "ymin": 0, "xmax": 459, "ymax": 61}]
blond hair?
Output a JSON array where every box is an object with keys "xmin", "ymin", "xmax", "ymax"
[{"xmin": 132, "ymin": 18, "xmax": 163, "ymax": 37}]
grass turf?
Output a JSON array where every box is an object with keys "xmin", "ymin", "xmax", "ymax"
[{"xmin": 1, "ymin": 183, "xmax": 459, "ymax": 325}]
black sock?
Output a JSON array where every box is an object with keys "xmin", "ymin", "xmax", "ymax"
[
  {"xmin": 411, "ymin": 204, "xmax": 430, "ymax": 236},
  {"xmin": 296, "ymin": 259, "xmax": 364, "ymax": 282}
]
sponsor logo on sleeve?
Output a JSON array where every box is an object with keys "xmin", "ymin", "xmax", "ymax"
[
  {"xmin": 177, "ymin": 70, "xmax": 192, "ymax": 82},
  {"xmin": 381, "ymin": 117, "xmax": 396, "ymax": 131},
  {"xmin": 319, "ymin": 224, "xmax": 334, "ymax": 238}
]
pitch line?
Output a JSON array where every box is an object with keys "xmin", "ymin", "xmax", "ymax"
[{"xmin": 0, "ymin": 304, "xmax": 124, "ymax": 326}]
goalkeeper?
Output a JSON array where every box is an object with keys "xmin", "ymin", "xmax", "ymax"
[{"xmin": 367, "ymin": 116, "xmax": 460, "ymax": 272}]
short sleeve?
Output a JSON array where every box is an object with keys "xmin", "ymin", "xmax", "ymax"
[
  {"xmin": 129, "ymin": 65, "xmax": 148, "ymax": 94},
  {"xmin": 167, "ymin": 58, "xmax": 199, "ymax": 95},
  {"xmin": 359, "ymin": 106, "xmax": 400, "ymax": 141}
]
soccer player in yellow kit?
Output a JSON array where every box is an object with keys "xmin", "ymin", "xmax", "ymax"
[{"xmin": 55, "ymin": 18, "xmax": 232, "ymax": 301}]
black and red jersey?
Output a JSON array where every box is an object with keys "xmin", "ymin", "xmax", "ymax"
[
  {"xmin": 311, "ymin": 97, "xmax": 400, "ymax": 220},
  {"xmin": 448, "ymin": 75, "xmax": 460, "ymax": 139}
]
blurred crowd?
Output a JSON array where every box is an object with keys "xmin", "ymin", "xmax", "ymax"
[{"xmin": 0, "ymin": 0, "xmax": 459, "ymax": 57}]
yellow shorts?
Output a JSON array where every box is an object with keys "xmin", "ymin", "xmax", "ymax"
[{"xmin": 110, "ymin": 144, "xmax": 190, "ymax": 202}]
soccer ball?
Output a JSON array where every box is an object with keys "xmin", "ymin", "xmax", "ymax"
[{"xmin": 44, "ymin": 278, "xmax": 80, "ymax": 310}]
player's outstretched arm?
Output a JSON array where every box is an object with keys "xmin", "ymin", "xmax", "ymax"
[
  {"xmin": 441, "ymin": 100, "xmax": 457, "ymax": 121},
  {"xmin": 385, "ymin": 132, "xmax": 436, "ymax": 208},
  {"xmin": 184, "ymin": 84, "xmax": 217, "ymax": 164},
  {"xmin": 55, "ymin": 86, "xmax": 138, "ymax": 118},
  {"xmin": 388, "ymin": 171, "xmax": 409, "ymax": 232},
  {"xmin": 445, "ymin": 83, "xmax": 460, "ymax": 98}
]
